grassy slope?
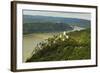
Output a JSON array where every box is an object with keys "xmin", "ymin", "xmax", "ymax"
[{"xmin": 26, "ymin": 28, "xmax": 91, "ymax": 62}]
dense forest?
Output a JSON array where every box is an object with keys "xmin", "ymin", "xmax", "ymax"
[
  {"xmin": 26, "ymin": 28, "xmax": 91, "ymax": 62},
  {"xmin": 23, "ymin": 22, "xmax": 73, "ymax": 34}
]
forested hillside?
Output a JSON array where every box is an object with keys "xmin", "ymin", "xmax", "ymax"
[
  {"xmin": 26, "ymin": 28, "xmax": 91, "ymax": 62},
  {"xmin": 23, "ymin": 15, "xmax": 90, "ymax": 34},
  {"xmin": 23, "ymin": 22, "xmax": 73, "ymax": 34}
]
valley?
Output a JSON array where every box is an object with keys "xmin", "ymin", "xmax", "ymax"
[{"xmin": 23, "ymin": 15, "xmax": 91, "ymax": 62}]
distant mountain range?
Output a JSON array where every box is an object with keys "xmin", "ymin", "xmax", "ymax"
[
  {"xmin": 23, "ymin": 15, "xmax": 90, "ymax": 27},
  {"xmin": 23, "ymin": 15, "xmax": 90, "ymax": 34}
]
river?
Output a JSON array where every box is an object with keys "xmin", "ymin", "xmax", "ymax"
[{"xmin": 23, "ymin": 33, "xmax": 59, "ymax": 62}]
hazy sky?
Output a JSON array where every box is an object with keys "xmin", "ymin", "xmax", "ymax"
[{"xmin": 23, "ymin": 10, "xmax": 91, "ymax": 20}]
